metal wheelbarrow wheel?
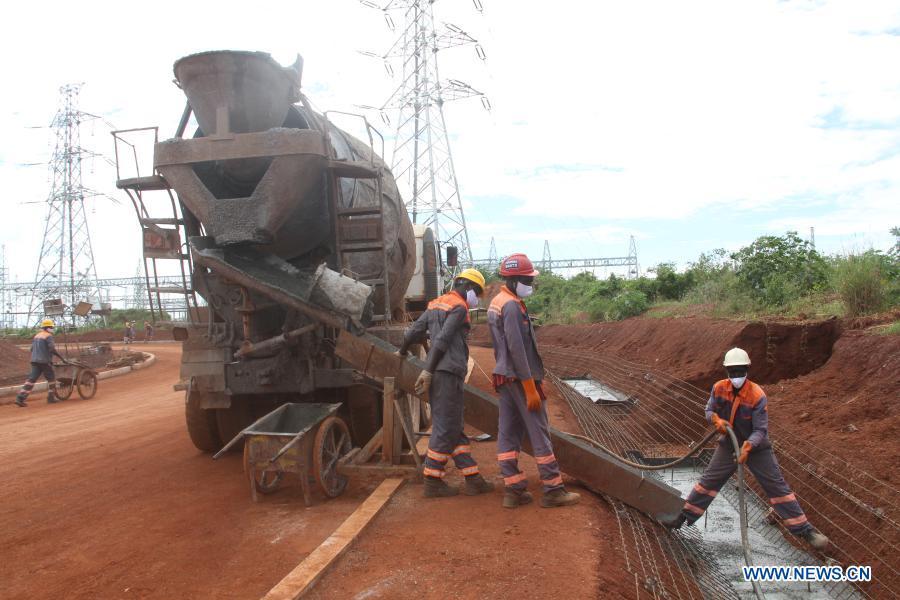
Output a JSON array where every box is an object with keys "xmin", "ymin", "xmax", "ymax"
[
  {"xmin": 242, "ymin": 443, "xmax": 284, "ymax": 495},
  {"xmin": 56, "ymin": 378, "xmax": 75, "ymax": 401},
  {"xmin": 314, "ymin": 416, "xmax": 352, "ymax": 498},
  {"xmin": 77, "ymin": 371, "xmax": 98, "ymax": 400}
]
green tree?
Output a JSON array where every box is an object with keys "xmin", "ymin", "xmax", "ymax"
[{"xmin": 731, "ymin": 232, "xmax": 828, "ymax": 306}]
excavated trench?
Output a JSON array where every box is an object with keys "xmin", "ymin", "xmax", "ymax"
[
  {"xmin": 470, "ymin": 314, "xmax": 899, "ymax": 597},
  {"xmin": 566, "ymin": 371, "xmax": 858, "ymax": 598},
  {"xmin": 555, "ymin": 374, "xmax": 864, "ymax": 599}
]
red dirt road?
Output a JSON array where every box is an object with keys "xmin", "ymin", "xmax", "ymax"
[
  {"xmin": 0, "ymin": 344, "xmax": 379, "ymax": 600},
  {"xmin": 306, "ymin": 345, "xmax": 631, "ymax": 600},
  {"xmin": 1, "ymin": 344, "xmax": 629, "ymax": 599}
]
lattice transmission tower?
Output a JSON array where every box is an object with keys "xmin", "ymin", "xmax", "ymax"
[
  {"xmin": 362, "ymin": 0, "xmax": 489, "ymax": 268},
  {"xmin": 0, "ymin": 245, "xmax": 12, "ymax": 330},
  {"xmin": 28, "ymin": 84, "xmax": 102, "ymax": 324}
]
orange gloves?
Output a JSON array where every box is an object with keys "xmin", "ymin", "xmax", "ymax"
[
  {"xmin": 711, "ymin": 413, "xmax": 729, "ymax": 435},
  {"xmin": 738, "ymin": 441, "xmax": 753, "ymax": 464},
  {"xmin": 521, "ymin": 378, "xmax": 542, "ymax": 412}
]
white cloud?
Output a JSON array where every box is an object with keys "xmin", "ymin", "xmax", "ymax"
[{"xmin": 1, "ymin": 0, "xmax": 899, "ymax": 288}]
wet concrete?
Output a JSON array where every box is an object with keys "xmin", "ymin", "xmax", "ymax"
[{"xmin": 665, "ymin": 465, "xmax": 855, "ymax": 599}]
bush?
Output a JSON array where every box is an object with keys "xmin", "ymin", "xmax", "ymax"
[
  {"xmin": 732, "ymin": 231, "xmax": 828, "ymax": 306},
  {"xmin": 610, "ymin": 290, "xmax": 649, "ymax": 320},
  {"xmin": 834, "ymin": 252, "xmax": 891, "ymax": 317}
]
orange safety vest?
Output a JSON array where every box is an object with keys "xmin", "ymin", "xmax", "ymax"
[
  {"xmin": 427, "ymin": 291, "xmax": 471, "ymax": 323},
  {"xmin": 488, "ymin": 286, "xmax": 527, "ymax": 319}
]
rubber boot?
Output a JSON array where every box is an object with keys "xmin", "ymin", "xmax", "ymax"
[
  {"xmin": 502, "ymin": 489, "xmax": 533, "ymax": 509},
  {"xmin": 540, "ymin": 488, "xmax": 581, "ymax": 508},
  {"xmin": 462, "ymin": 474, "xmax": 495, "ymax": 496},
  {"xmin": 799, "ymin": 527, "xmax": 829, "ymax": 551},
  {"xmin": 423, "ymin": 476, "xmax": 459, "ymax": 498},
  {"xmin": 47, "ymin": 391, "xmax": 60, "ymax": 404},
  {"xmin": 14, "ymin": 393, "xmax": 27, "ymax": 408},
  {"xmin": 660, "ymin": 512, "xmax": 687, "ymax": 530}
]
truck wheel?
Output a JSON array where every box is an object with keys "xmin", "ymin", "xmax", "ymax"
[
  {"xmin": 216, "ymin": 398, "xmax": 255, "ymax": 451},
  {"xmin": 185, "ymin": 391, "xmax": 222, "ymax": 453}
]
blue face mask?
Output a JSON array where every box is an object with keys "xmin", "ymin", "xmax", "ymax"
[{"xmin": 730, "ymin": 376, "xmax": 747, "ymax": 389}]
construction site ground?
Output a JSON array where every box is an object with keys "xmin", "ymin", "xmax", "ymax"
[
  {"xmin": 0, "ymin": 343, "xmax": 623, "ymax": 599},
  {"xmin": 3, "ymin": 312, "xmax": 898, "ymax": 598}
]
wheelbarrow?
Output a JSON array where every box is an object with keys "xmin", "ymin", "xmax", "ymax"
[
  {"xmin": 53, "ymin": 359, "xmax": 99, "ymax": 400},
  {"xmin": 213, "ymin": 403, "xmax": 352, "ymax": 505}
]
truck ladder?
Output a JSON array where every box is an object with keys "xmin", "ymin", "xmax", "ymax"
[{"xmin": 112, "ymin": 126, "xmax": 200, "ymax": 325}]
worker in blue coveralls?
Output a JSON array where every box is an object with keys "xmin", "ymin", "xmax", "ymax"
[{"xmin": 662, "ymin": 347, "xmax": 829, "ymax": 551}]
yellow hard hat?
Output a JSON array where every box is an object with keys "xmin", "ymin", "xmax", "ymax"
[
  {"xmin": 723, "ymin": 347, "xmax": 751, "ymax": 367},
  {"xmin": 40, "ymin": 318, "xmax": 55, "ymax": 329},
  {"xmin": 456, "ymin": 268, "xmax": 486, "ymax": 293}
]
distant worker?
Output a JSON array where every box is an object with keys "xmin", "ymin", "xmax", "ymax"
[
  {"xmin": 397, "ymin": 268, "xmax": 495, "ymax": 499},
  {"xmin": 488, "ymin": 253, "xmax": 580, "ymax": 509},
  {"xmin": 15, "ymin": 319, "xmax": 66, "ymax": 407},
  {"xmin": 124, "ymin": 321, "xmax": 134, "ymax": 345},
  {"xmin": 663, "ymin": 347, "xmax": 830, "ymax": 550},
  {"xmin": 144, "ymin": 321, "xmax": 154, "ymax": 341}
]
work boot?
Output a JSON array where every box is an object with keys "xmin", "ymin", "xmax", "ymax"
[
  {"xmin": 14, "ymin": 394, "xmax": 27, "ymax": 408},
  {"xmin": 462, "ymin": 475, "xmax": 495, "ymax": 496},
  {"xmin": 800, "ymin": 528, "xmax": 829, "ymax": 551},
  {"xmin": 540, "ymin": 488, "xmax": 581, "ymax": 508},
  {"xmin": 660, "ymin": 513, "xmax": 687, "ymax": 530},
  {"xmin": 423, "ymin": 477, "xmax": 459, "ymax": 498},
  {"xmin": 502, "ymin": 489, "xmax": 534, "ymax": 509}
]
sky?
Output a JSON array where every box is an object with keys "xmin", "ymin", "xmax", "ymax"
[{"xmin": 1, "ymin": 0, "xmax": 899, "ymax": 286}]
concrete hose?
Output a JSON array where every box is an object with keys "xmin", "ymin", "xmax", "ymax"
[{"xmin": 565, "ymin": 427, "xmax": 766, "ymax": 600}]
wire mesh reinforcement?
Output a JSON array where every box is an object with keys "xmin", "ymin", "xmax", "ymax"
[{"xmin": 543, "ymin": 344, "xmax": 899, "ymax": 599}]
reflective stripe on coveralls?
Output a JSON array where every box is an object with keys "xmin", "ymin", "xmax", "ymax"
[
  {"xmin": 489, "ymin": 287, "xmax": 562, "ymax": 493},
  {"xmin": 682, "ymin": 443, "xmax": 812, "ymax": 533}
]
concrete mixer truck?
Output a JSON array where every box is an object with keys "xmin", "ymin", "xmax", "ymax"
[
  {"xmin": 113, "ymin": 51, "xmax": 688, "ymax": 523},
  {"xmin": 115, "ymin": 51, "xmax": 441, "ymax": 452}
]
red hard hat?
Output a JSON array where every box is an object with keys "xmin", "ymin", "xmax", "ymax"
[{"xmin": 499, "ymin": 253, "xmax": 539, "ymax": 277}]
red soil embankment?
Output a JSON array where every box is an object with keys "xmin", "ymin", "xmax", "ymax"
[
  {"xmin": 0, "ymin": 340, "xmax": 31, "ymax": 381},
  {"xmin": 768, "ymin": 329, "xmax": 900, "ymax": 484},
  {"xmin": 471, "ymin": 315, "xmax": 839, "ymax": 391}
]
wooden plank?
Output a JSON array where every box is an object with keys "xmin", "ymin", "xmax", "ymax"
[
  {"xmin": 262, "ymin": 478, "xmax": 404, "ymax": 600},
  {"xmin": 355, "ymin": 428, "xmax": 383, "ymax": 465},
  {"xmin": 337, "ymin": 463, "xmax": 419, "ymax": 479},
  {"xmin": 393, "ymin": 396, "xmax": 422, "ymax": 470},
  {"xmin": 381, "ymin": 378, "xmax": 395, "ymax": 465}
]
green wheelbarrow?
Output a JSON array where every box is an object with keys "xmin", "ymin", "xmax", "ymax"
[{"xmin": 213, "ymin": 403, "xmax": 352, "ymax": 505}]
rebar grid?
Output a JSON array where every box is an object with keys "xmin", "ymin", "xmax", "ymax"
[{"xmin": 543, "ymin": 345, "xmax": 898, "ymax": 599}]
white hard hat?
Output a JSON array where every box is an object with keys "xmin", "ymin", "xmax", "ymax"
[{"xmin": 723, "ymin": 347, "xmax": 751, "ymax": 367}]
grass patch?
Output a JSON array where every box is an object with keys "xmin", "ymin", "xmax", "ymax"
[{"xmin": 875, "ymin": 321, "xmax": 900, "ymax": 336}]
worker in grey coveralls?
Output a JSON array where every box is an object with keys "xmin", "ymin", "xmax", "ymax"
[
  {"xmin": 663, "ymin": 347, "xmax": 829, "ymax": 551},
  {"xmin": 15, "ymin": 318, "xmax": 66, "ymax": 407},
  {"xmin": 397, "ymin": 269, "xmax": 495, "ymax": 498},
  {"xmin": 488, "ymin": 253, "xmax": 580, "ymax": 509}
]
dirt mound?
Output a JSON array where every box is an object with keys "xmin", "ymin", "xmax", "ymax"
[
  {"xmin": 474, "ymin": 315, "xmax": 839, "ymax": 391},
  {"xmin": 0, "ymin": 340, "xmax": 31, "ymax": 381},
  {"xmin": 767, "ymin": 329, "xmax": 900, "ymax": 483}
]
